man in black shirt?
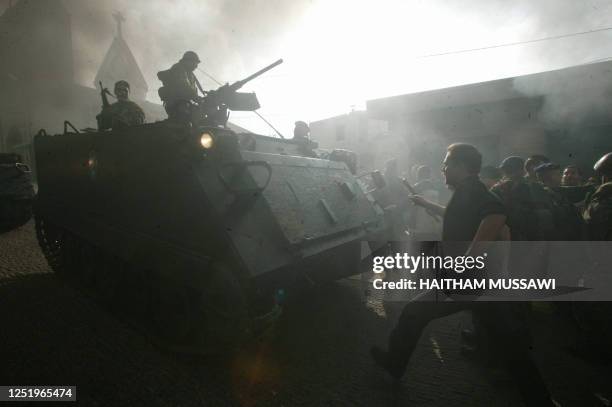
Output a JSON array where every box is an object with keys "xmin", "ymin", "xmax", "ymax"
[
  {"xmin": 371, "ymin": 143, "xmax": 554, "ymax": 407},
  {"xmin": 409, "ymin": 143, "xmax": 508, "ymax": 245}
]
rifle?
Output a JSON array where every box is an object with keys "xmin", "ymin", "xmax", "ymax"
[
  {"xmin": 401, "ymin": 177, "xmax": 441, "ymax": 223},
  {"xmin": 99, "ymin": 81, "xmax": 112, "ymax": 108}
]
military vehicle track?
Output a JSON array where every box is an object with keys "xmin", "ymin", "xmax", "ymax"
[{"xmin": 35, "ymin": 215, "xmax": 250, "ymax": 354}]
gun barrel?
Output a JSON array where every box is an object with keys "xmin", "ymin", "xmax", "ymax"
[
  {"xmin": 232, "ymin": 59, "xmax": 283, "ymax": 90},
  {"xmin": 99, "ymin": 81, "xmax": 110, "ymax": 108}
]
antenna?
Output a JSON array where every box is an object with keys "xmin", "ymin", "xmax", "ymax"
[
  {"xmin": 253, "ymin": 111, "xmax": 285, "ymax": 139},
  {"xmin": 197, "ymin": 68, "xmax": 223, "ymax": 86}
]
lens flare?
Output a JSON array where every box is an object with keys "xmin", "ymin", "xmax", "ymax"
[{"xmin": 200, "ymin": 133, "xmax": 214, "ymax": 149}]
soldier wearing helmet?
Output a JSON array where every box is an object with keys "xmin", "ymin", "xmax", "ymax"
[
  {"xmin": 96, "ymin": 80, "xmax": 145, "ymax": 130},
  {"xmin": 293, "ymin": 121, "xmax": 310, "ymax": 140},
  {"xmin": 584, "ymin": 152, "xmax": 612, "ymax": 240},
  {"xmin": 157, "ymin": 51, "xmax": 202, "ymax": 123},
  {"xmin": 292, "ymin": 121, "xmax": 318, "ymax": 158},
  {"xmin": 573, "ymin": 152, "xmax": 612, "ymax": 364}
]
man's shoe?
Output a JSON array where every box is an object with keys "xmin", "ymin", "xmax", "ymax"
[{"xmin": 370, "ymin": 346, "xmax": 405, "ymax": 380}]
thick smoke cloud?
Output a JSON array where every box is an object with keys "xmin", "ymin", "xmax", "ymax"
[
  {"xmin": 2, "ymin": 0, "xmax": 612, "ymax": 136},
  {"xmin": 61, "ymin": 0, "xmax": 310, "ymax": 94},
  {"xmin": 513, "ymin": 63, "xmax": 612, "ymax": 128},
  {"xmin": 505, "ymin": 0, "xmax": 612, "ymax": 128}
]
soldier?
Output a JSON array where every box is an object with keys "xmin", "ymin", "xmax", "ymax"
[
  {"xmin": 562, "ymin": 165, "xmax": 583, "ymax": 187},
  {"xmin": 293, "ymin": 121, "xmax": 318, "ymax": 158},
  {"xmin": 293, "ymin": 120, "xmax": 310, "ymax": 140},
  {"xmin": 487, "ymin": 157, "xmax": 556, "ymax": 287},
  {"xmin": 535, "ymin": 163, "xmax": 561, "ymax": 188},
  {"xmin": 559, "ymin": 165, "xmax": 592, "ymax": 212},
  {"xmin": 96, "ymin": 80, "xmax": 145, "ymax": 130},
  {"xmin": 535, "ymin": 163, "xmax": 584, "ymax": 241},
  {"xmin": 491, "ymin": 156, "xmax": 542, "ymax": 241},
  {"xmin": 370, "ymin": 144, "xmax": 555, "ymax": 407},
  {"xmin": 157, "ymin": 51, "xmax": 202, "ymax": 123},
  {"xmin": 584, "ymin": 152, "xmax": 612, "ymax": 240},
  {"xmin": 524, "ymin": 154, "xmax": 550, "ymax": 183},
  {"xmin": 572, "ymin": 153, "xmax": 612, "ymax": 362}
]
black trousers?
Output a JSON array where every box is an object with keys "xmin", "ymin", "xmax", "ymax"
[{"xmin": 387, "ymin": 291, "xmax": 553, "ymax": 407}]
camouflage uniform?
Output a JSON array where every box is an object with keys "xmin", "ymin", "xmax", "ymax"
[
  {"xmin": 583, "ymin": 182, "xmax": 612, "ymax": 240},
  {"xmin": 572, "ymin": 182, "xmax": 612, "ymax": 361},
  {"xmin": 97, "ymin": 100, "xmax": 145, "ymax": 131},
  {"xmin": 491, "ymin": 178, "xmax": 558, "ymax": 279},
  {"xmin": 572, "ymin": 154, "xmax": 612, "ymax": 361}
]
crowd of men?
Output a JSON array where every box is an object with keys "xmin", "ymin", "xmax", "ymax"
[
  {"xmin": 387, "ymin": 150, "xmax": 612, "ymax": 243},
  {"xmin": 369, "ymin": 143, "xmax": 612, "ymax": 407}
]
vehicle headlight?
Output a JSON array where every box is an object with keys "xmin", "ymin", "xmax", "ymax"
[
  {"xmin": 87, "ymin": 150, "xmax": 98, "ymax": 179},
  {"xmin": 200, "ymin": 132, "xmax": 214, "ymax": 149}
]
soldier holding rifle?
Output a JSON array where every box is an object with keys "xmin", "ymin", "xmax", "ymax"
[{"xmin": 96, "ymin": 80, "xmax": 145, "ymax": 131}]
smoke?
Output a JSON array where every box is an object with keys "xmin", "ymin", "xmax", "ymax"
[
  {"xmin": 512, "ymin": 60, "xmax": 612, "ymax": 128},
  {"xmin": 504, "ymin": 0, "xmax": 612, "ymax": 128},
  {"xmin": 3, "ymin": 0, "xmax": 612, "ymax": 136},
  {"xmin": 60, "ymin": 0, "xmax": 310, "ymax": 95}
]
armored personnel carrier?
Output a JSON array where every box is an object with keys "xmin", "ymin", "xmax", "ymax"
[
  {"xmin": 34, "ymin": 60, "xmax": 385, "ymax": 352},
  {"xmin": 0, "ymin": 153, "xmax": 35, "ymax": 232}
]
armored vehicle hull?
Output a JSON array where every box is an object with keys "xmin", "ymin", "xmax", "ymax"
[{"xmin": 34, "ymin": 122, "xmax": 384, "ymax": 351}]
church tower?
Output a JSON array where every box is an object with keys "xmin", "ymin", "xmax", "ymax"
[{"xmin": 94, "ymin": 12, "xmax": 148, "ymax": 101}]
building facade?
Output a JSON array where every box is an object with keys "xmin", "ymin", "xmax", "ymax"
[
  {"xmin": 366, "ymin": 60, "xmax": 612, "ymax": 174},
  {"xmin": 309, "ymin": 110, "xmax": 389, "ymax": 172}
]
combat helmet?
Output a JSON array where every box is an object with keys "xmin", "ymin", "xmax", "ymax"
[
  {"xmin": 114, "ymin": 80, "xmax": 130, "ymax": 90},
  {"xmin": 182, "ymin": 51, "xmax": 201, "ymax": 63},
  {"xmin": 594, "ymin": 152, "xmax": 612, "ymax": 176}
]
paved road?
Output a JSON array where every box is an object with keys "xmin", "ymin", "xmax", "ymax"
[{"xmin": 0, "ymin": 222, "xmax": 610, "ymax": 406}]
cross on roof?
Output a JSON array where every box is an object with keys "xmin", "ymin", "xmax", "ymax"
[{"xmin": 112, "ymin": 11, "xmax": 125, "ymax": 38}]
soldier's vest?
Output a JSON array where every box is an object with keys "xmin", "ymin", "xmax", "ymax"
[{"xmin": 157, "ymin": 66, "xmax": 197, "ymax": 104}]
